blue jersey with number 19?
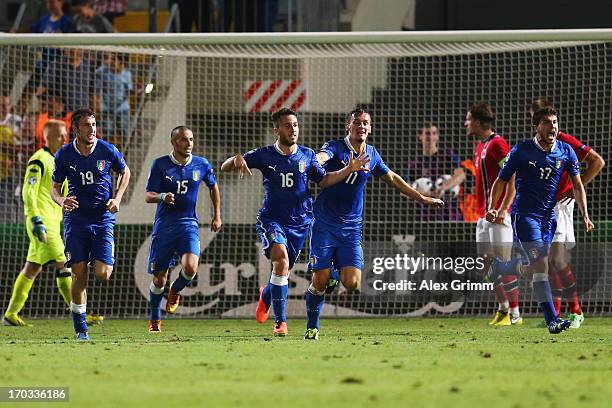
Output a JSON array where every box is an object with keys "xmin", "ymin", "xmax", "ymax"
[
  {"xmin": 52, "ymin": 138, "xmax": 126, "ymax": 224},
  {"xmin": 146, "ymin": 154, "xmax": 216, "ymax": 234},
  {"xmin": 243, "ymin": 143, "xmax": 325, "ymax": 229},
  {"xmin": 499, "ymin": 138, "xmax": 579, "ymax": 218},
  {"xmin": 314, "ymin": 136, "xmax": 389, "ymax": 230}
]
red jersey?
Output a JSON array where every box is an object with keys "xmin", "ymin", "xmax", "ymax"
[
  {"xmin": 474, "ymin": 133, "xmax": 510, "ymax": 218},
  {"xmin": 556, "ymin": 132, "xmax": 592, "ymax": 199}
]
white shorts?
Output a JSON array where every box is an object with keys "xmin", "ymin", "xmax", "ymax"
[
  {"xmin": 553, "ymin": 199, "xmax": 575, "ymax": 249},
  {"xmin": 475, "ymin": 215, "xmax": 513, "ymax": 255}
]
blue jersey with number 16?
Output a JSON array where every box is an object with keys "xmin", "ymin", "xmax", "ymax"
[
  {"xmin": 52, "ymin": 139, "xmax": 126, "ymax": 224},
  {"xmin": 146, "ymin": 154, "xmax": 216, "ymax": 233}
]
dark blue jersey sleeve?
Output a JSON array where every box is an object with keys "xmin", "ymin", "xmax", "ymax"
[
  {"xmin": 307, "ymin": 149, "xmax": 325, "ymax": 183},
  {"xmin": 564, "ymin": 147, "xmax": 580, "ymax": 177},
  {"xmin": 202, "ymin": 162, "xmax": 217, "ymax": 188},
  {"xmin": 146, "ymin": 159, "xmax": 161, "ymax": 193},
  {"xmin": 320, "ymin": 140, "xmax": 337, "ymax": 160},
  {"xmin": 371, "ymin": 147, "xmax": 390, "ymax": 177},
  {"xmin": 52, "ymin": 149, "xmax": 67, "ymax": 184},
  {"xmin": 110, "ymin": 145, "xmax": 126, "ymax": 174},
  {"xmin": 243, "ymin": 148, "xmax": 263, "ymax": 171}
]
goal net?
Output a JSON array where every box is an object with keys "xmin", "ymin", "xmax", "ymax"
[{"xmin": 0, "ymin": 32, "xmax": 610, "ymax": 319}]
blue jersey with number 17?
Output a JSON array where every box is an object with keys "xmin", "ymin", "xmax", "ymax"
[
  {"xmin": 499, "ymin": 137, "xmax": 580, "ymax": 218},
  {"xmin": 52, "ymin": 138, "xmax": 126, "ymax": 224},
  {"xmin": 243, "ymin": 143, "xmax": 325, "ymax": 229},
  {"xmin": 146, "ymin": 154, "xmax": 216, "ymax": 234},
  {"xmin": 314, "ymin": 136, "xmax": 390, "ymax": 230}
]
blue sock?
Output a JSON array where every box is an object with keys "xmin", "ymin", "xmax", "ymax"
[
  {"xmin": 261, "ymin": 281, "xmax": 272, "ymax": 308},
  {"xmin": 170, "ymin": 270, "xmax": 192, "ymax": 293},
  {"xmin": 495, "ymin": 258, "xmax": 522, "ymax": 276},
  {"xmin": 150, "ymin": 283, "xmax": 164, "ymax": 321},
  {"xmin": 270, "ymin": 277, "xmax": 288, "ymax": 324},
  {"xmin": 71, "ymin": 312, "xmax": 87, "ymax": 334},
  {"xmin": 533, "ymin": 279, "xmax": 557, "ymax": 324},
  {"xmin": 70, "ymin": 302, "xmax": 87, "ymax": 333},
  {"xmin": 305, "ymin": 287, "xmax": 325, "ymax": 330}
]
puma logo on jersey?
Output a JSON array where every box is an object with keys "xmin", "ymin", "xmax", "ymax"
[
  {"xmin": 529, "ymin": 161, "xmax": 537, "ymax": 167},
  {"xmin": 268, "ymin": 165, "xmax": 277, "ymax": 172},
  {"xmin": 165, "ymin": 175, "xmax": 173, "ymax": 181},
  {"xmin": 341, "ymin": 160, "xmax": 347, "ymax": 166},
  {"xmin": 69, "ymin": 165, "xmax": 77, "ymax": 172}
]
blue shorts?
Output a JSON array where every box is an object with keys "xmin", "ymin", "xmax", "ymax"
[
  {"xmin": 147, "ymin": 224, "xmax": 200, "ymax": 274},
  {"xmin": 64, "ymin": 221, "xmax": 115, "ymax": 267},
  {"xmin": 256, "ymin": 218, "xmax": 309, "ymax": 270},
  {"xmin": 309, "ymin": 220, "xmax": 363, "ymax": 271},
  {"xmin": 512, "ymin": 213, "xmax": 557, "ymax": 263}
]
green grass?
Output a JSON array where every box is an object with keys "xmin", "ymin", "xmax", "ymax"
[{"xmin": 0, "ymin": 318, "xmax": 611, "ymax": 408}]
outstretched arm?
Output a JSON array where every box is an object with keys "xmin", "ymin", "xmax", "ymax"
[
  {"xmin": 380, "ymin": 170, "xmax": 444, "ymax": 207},
  {"xmin": 486, "ymin": 177, "xmax": 508, "ymax": 222},
  {"xmin": 209, "ymin": 183, "xmax": 223, "ymax": 232},
  {"xmin": 493, "ymin": 174, "xmax": 515, "ymax": 224},
  {"xmin": 221, "ymin": 154, "xmax": 252, "ymax": 178}
]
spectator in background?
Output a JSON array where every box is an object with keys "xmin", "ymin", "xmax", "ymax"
[
  {"xmin": 406, "ymin": 122, "xmax": 465, "ymax": 221},
  {"xmin": 0, "ymin": 95, "xmax": 23, "ymax": 221},
  {"xmin": 93, "ymin": 0, "xmax": 127, "ymax": 25},
  {"xmin": 72, "ymin": 0, "xmax": 116, "ymax": 33},
  {"xmin": 94, "ymin": 52, "xmax": 132, "ymax": 147},
  {"xmin": 25, "ymin": 0, "xmax": 75, "ymax": 34},
  {"xmin": 38, "ymin": 48, "xmax": 94, "ymax": 112},
  {"xmin": 35, "ymin": 90, "xmax": 71, "ymax": 150}
]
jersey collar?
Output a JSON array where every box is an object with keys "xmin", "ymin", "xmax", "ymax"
[
  {"xmin": 274, "ymin": 141, "xmax": 298, "ymax": 155},
  {"xmin": 343, "ymin": 135, "xmax": 366, "ymax": 155},
  {"xmin": 483, "ymin": 132, "xmax": 496, "ymax": 142},
  {"xmin": 533, "ymin": 136, "xmax": 557, "ymax": 153},
  {"xmin": 72, "ymin": 137, "xmax": 97, "ymax": 156},
  {"xmin": 169, "ymin": 151, "xmax": 192, "ymax": 166}
]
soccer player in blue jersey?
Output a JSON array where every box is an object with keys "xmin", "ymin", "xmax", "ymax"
[
  {"xmin": 145, "ymin": 126, "xmax": 222, "ymax": 333},
  {"xmin": 51, "ymin": 108, "xmax": 130, "ymax": 341},
  {"xmin": 485, "ymin": 105, "xmax": 594, "ymax": 334},
  {"xmin": 221, "ymin": 107, "xmax": 369, "ymax": 337},
  {"xmin": 304, "ymin": 106, "xmax": 444, "ymax": 340}
]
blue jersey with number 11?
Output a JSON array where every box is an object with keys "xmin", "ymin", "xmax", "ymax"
[
  {"xmin": 314, "ymin": 137, "xmax": 389, "ymax": 230},
  {"xmin": 146, "ymin": 154, "xmax": 216, "ymax": 233}
]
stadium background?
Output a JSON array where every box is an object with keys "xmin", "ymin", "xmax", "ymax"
[{"xmin": 0, "ymin": 37, "xmax": 610, "ymax": 319}]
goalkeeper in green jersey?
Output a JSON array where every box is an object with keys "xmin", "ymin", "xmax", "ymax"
[{"xmin": 3, "ymin": 120, "xmax": 74, "ymax": 326}]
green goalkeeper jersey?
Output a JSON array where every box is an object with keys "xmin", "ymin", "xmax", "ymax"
[{"xmin": 22, "ymin": 147, "xmax": 64, "ymax": 231}]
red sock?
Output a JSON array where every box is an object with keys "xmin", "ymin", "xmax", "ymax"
[
  {"xmin": 558, "ymin": 265, "xmax": 582, "ymax": 315},
  {"xmin": 494, "ymin": 281, "xmax": 508, "ymax": 308},
  {"xmin": 548, "ymin": 269, "xmax": 564, "ymax": 316},
  {"xmin": 501, "ymin": 275, "xmax": 519, "ymax": 309}
]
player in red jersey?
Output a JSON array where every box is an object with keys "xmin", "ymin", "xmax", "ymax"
[
  {"xmin": 530, "ymin": 100, "xmax": 605, "ymax": 328},
  {"xmin": 465, "ymin": 102, "xmax": 522, "ymax": 325}
]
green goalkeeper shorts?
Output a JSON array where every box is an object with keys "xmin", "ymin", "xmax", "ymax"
[{"xmin": 26, "ymin": 227, "xmax": 66, "ymax": 266}]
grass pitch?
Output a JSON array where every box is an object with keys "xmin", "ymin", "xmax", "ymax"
[{"xmin": 0, "ymin": 317, "xmax": 610, "ymax": 408}]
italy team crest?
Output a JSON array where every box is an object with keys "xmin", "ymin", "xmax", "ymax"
[
  {"xmin": 555, "ymin": 159, "xmax": 563, "ymax": 169},
  {"xmin": 192, "ymin": 170, "xmax": 200, "ymax": 181},
  {"xmin": 299, "ymin": 161, "xmax": 306, "ymax": 173},
  {"xmin": 97, "ymin": 160, "xmax": 106, "ymax": 171}
]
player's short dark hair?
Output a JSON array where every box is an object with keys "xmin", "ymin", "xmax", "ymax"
[
  {"xmin": 345, "ymin": 105, "xmax": 372, "ymax": 127},
  {"xmin": 529, "ymin": 98, "xmax": 554, "ymax": 115},
  {"xmin": 170, "ymin": 125, "xmax": 190, "ymax": 139},
  {"xmin": 468, "ymin": 102, "xmax": 494, "ymax": 128},
  {"xmin": 271, "ymin": 108, "xmax": 297, "ymax": 128},
  {"xmin": 532, "ymin": 106, "xmax": 558, "ymax": 126},
  {"xmin": 418, "ymin": 122, "xmax": 438, "ymax": 134},
  {"xmin": 71, "ymin": 108, "xmax": 95, "ymax": 129}
]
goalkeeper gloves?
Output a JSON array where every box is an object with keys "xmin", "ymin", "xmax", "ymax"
[{"xmin": 31, "ymin": 215, "xmax": 48, "ymax": 243}]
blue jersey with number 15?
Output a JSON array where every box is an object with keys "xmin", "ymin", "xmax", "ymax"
[
  {"xmin": 146, "ymin": 154, "xmax": 216, "ymax": 233},
  {"xmin": 52, "ymin": 138, "xmax": 126, "ymax": 224}
]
